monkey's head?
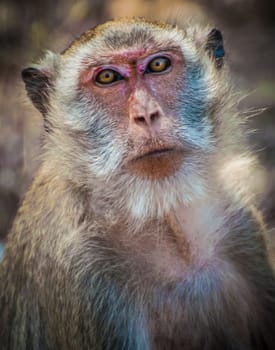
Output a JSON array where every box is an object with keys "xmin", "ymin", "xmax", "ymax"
[{"xmin": 22, "ymin": 18, "xmax": 235, "ymax": 219}]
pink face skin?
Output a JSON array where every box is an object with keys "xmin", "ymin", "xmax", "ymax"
[{"xmin": 80, "ymin": 48, "xmax": 186, "ymax": 179}]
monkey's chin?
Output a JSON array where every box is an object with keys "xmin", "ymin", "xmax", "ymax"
[{"xmin": 125, "ymin": 149, "xmax": 184, "ymax": 179}]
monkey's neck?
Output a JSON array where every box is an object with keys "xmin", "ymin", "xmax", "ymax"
[
  {"xmin": 35, "ymin": 165, "xmax": 235, "ymax": 267},
  {"xmin": 166, "ymin": 211, "xmax": 192, "ymax": 264},
  {"xmin": 165, "ymin": 196, "xmax": 229, "ymax": 267}
]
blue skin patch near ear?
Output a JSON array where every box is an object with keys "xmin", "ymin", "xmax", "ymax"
[
  {"xmin": 205, "ymin": 28, "xmax": 224, "ymax": 68},
  {"xmin": 215, "ymin": 46, "xmax": 224, "ymax": 58},
  {"xmin": 0, "ymin": 242, "xmax": 4, "ymax": 262}
]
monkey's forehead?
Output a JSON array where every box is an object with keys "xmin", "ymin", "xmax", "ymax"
[
  {"xmin": 59, "ymin": 18, "xmax": 207, "ymax": 71},
  {"xmin": 62, "ymin": 18, "xmax": 187, "ymax": 57}
]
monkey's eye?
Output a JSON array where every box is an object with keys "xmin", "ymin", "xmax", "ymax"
[
  {"xmin": 146, "ymin": 57, "xmax": 171, "ymax": 74},
  {"xmin": 95, "ymin": 69, "xmax": 123, "ymax": 85}
]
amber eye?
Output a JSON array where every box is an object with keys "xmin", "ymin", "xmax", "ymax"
[
  {"xmin": 96, "ymin": 69, "xmax": 123, "ymax": 85},
  {"xmin": 146, "ymin": 57, "xmax": 171, "ymax": 74}
]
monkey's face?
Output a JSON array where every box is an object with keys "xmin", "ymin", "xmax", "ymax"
[
  {"xmin": 79, "ymin": 45, "xmax": 187, "ymax": 180},
  {"xmin": 23, "ymin": 19, "xmax": 228, "ymax": 218}
]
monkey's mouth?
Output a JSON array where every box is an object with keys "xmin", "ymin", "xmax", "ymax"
[
  {"xmin": 133, "ymin": 147, "xmax": 176, "ymax": 161},
  {"xmin": 125, "ymin": 147, "xmax": 184, "ymax": 179}
]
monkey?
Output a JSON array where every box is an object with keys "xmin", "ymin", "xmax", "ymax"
[{"xmin": 1, "ymin": 17, "xmax": 275, "ymax": 350}]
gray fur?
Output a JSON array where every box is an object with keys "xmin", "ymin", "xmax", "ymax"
[{"xmin": 1, "ymin": 18, "xmax": 275, "ymax": 350}]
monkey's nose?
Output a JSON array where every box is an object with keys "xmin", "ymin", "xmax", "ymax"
[
  {"xmin": 134, "ymin": 110, "xmax": 160, "ymax": 128},
  {"xmin": 129, "ymin": 91, "xmax": 163, "ymax": 134}
]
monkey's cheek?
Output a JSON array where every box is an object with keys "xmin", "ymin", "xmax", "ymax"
[{"xmin": 124, "ymin": 151, "xmax": 184, "ymax": 179}]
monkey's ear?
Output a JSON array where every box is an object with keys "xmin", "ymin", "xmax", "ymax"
[
  {"xmin": 21, "ymin": 67, "xmax": 52, "ymax": 116},
  {"xmin": 22, "ymin": 51, "xmax": 59, "ymax": 115},
  {"xmin": 205, "ymin": 28, "xmax": 225, "ymax": 69}
]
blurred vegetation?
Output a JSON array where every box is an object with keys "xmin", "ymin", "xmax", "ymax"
[{"xmin": 0, "ymin": 0, "xmax": 274, "ymax": 239}]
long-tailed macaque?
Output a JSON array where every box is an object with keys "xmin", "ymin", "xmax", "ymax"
[{"xmin": 1, "ymin": 18, "xmax": 275, "ymax": 350}]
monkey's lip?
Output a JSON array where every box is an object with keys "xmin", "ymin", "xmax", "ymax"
[
  {"xmin": 132, "ymin": 147, "xmax": 178, "ymax": 161},
  {"xmin": 125, "ymin": 147, "xmax": 185, "ymax": 179}
]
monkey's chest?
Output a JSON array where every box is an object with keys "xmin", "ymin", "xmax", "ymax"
[
  {"xmin": 144, "ymin": 258, "xmax": 253, "ymax": 350},
  {"xmin": 103, "ymin": 221, "xmax": 255, "ymax": 348},
  {"xmin": 125, "ymin": 238, "xmax": 254, "ymax": 349}
]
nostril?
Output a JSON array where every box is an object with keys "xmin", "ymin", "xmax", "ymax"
[
  {"xmin": 150, "ymin": 111, "xmax": 160, "ymax": 122},
  {"xmin": 133, "ymin": 111, "xmax": 160, "ymax": 127},
  {"xmin": 135, "ymin": 116, "xmax": 146, "ymax": 124}
]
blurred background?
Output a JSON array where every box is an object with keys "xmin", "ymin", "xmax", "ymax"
[{"xmin": 0, "ymin": 0, "xmax": 274, "ymax": 247}]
